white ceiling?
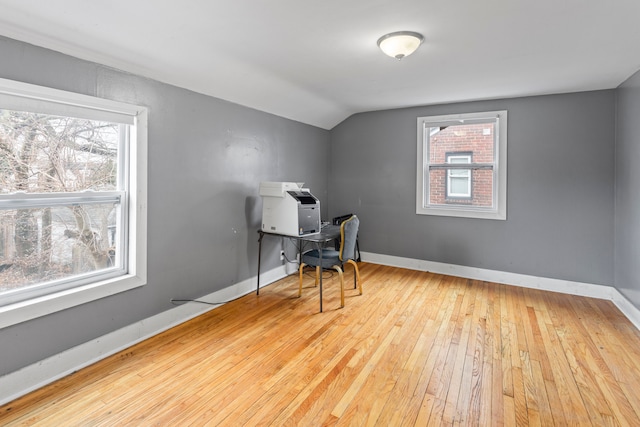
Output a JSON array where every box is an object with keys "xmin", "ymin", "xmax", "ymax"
[{"xmin": 1, "ymin": 0, "xmax": 639, "ymax": 130}]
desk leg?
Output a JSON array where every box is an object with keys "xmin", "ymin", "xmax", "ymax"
[
  {"xmin": 257, "ymin": 231, "xmax": 263, "ymax": 295},
  {"xmin": 318, "ymin": 243, "xmax": 323, "ymax": 312}
]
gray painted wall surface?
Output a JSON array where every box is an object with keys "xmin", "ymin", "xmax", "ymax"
[
  {"xmin": 615, "ymin": 69, "xmax": 640, "ymax": 307},
  {"xmin": 0, "ymin": 33, "xmax": 627, "ymax": 381},
  {"xmin": 329, "ymin": 91, "xmax": 615, "ymax": 287},
  {"xmin": 0, "ymin": 36, "xmax": 330, "ymax": 375}
]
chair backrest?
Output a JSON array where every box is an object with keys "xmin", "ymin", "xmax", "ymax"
[{"xmin": 339, "ymin": 215, "xmax": 359, "ymax": 262}]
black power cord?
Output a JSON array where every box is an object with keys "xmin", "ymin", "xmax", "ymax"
[
  {"xmin": 170, "ymin": 292, "xmax": 247, "ymax": 306},
  {"xmin": 170, "ymin": 299, "xmax": 223, "ymax": 306}
]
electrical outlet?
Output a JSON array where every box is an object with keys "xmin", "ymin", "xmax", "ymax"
[{"xmin": 280, "ymin": 250, "xmax": 285, "ymax": 261}]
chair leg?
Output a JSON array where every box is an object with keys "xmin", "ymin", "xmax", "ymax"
[
  {"xmin": 298, "ymin": 262, "xmax": 306, "ymax": 297},
  {"xmin": 333, "ymin": 266, "xmax": 344, "ymax": 308},
  {"xmin": 347, "ymin": 260, "xmax": 362, "ymax": 295}
]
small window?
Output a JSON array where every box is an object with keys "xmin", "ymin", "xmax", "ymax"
[
  {"xmin": 416, "ymin": 110, "xmax": 507, "ymax": 220},
  {"xmin": 0, "ymin": 78, "xmax": 148, "ymax": 327},
  {"xmin": 446, "ymin": 153, "xmax": 472, "ymax": 199}
]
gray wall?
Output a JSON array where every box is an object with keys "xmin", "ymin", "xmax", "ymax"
[
  {"xmin": 615, "ymin": 69, "xmax": 640, "ymax": 307},
  {"xmin": 0, "ymin": 33, "xmax": 630, "ymax": 380},
  {"xmin": 0, "ymin": 36, "xmax": 330, "ymax": 375},
  {"xmin": 329, "ymin": 91, "xmax": 616, "ymax": 287}
]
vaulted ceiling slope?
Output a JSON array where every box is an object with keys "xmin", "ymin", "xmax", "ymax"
[{"xmin": 1, "ymin": 0, "xmax": 639, "ymax": 130}]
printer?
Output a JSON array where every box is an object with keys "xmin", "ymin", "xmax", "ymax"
[{"xmin": 259, "ymin": 181, "xmax": 321, "ymax": 236}]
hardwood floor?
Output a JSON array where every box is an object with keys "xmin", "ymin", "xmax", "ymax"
[{"xmin": 2, "ymin": 263, "xmax": 640, "ymax": 426}]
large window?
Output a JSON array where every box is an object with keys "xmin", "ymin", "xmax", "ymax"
[
  {"xmin": 0, "ymin": 78, "xmax": 147, "ymax": 327},
  {"xmin": 416, "ymin": 110, "xmax": 507, "ymax": 220}
]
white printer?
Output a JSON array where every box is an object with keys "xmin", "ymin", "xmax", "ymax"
[{"xmin": 259, "ymin": 181, "xmax": 321, "ymax": 236}]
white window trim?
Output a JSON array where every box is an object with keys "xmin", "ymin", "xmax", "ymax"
[
  {"xmin": 0, "ymin": 78, "xmax": 148, "ymax": 329},
  {"xmin": 416, "ymin": 110, "xmax": 507, "ymax": 220}
]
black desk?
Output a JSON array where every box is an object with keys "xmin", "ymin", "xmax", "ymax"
[{"xmin": 257, "ymin": 225, "xmax": 340, "ymax": 312}]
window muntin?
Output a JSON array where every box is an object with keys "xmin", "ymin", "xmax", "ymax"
[
  {"xmin": 417, "ymin": 111, "xmax": 507, "ymax": 220},
  {"xmin": 0, "ymin": 78, "xmax": 147, "ymax": 327}
]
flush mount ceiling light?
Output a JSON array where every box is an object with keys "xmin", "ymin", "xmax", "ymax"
[{"xmin": 377, "ymin": 31, "xmax": 424, "ymax": 60}]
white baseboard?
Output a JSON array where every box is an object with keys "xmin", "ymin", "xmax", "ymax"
[
  {"xmin": 0, "ymin": 265, "xmax": 288, "ymax": 407},
  {"xmin": 361, "ymin": 251, "xmax": 640, "ymax": 332},
  {"xmin": 611, "ymin": 291, "xmax": 640, "ymax": 331},
  {"xmin": 3, "ymin": 254, "xmax": 640, "ymax": 407}
]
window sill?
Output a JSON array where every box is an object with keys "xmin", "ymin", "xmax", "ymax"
[
  {"xmin": 416, "ymin": 205, "xmax": 506, "ymax": 220},
  {"xmin": 0, "ymin": 274, "xmax": 146, "ymax": 329}
]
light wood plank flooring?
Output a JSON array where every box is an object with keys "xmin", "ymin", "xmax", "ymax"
[{"xmin": 2, "ymin": 263, "xmax": 640, "ymax": 426}]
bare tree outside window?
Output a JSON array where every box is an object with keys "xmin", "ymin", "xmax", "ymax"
[{"xmin": 0, "ymin": 109, "xmax": 122, "ymax": 293}]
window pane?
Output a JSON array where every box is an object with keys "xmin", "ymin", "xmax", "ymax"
[
  {"xmin": 427, "ymin": 122, "xmax": 495, "ymax": 206},
  {"xmin": 448, "ymin": 156, "xmax": 471, "ymax": 164},
  {"xmin": 449, "ymin": 176, "xmax": 469, "ymax": 195},
  {"xmin": 0, "ymin": 203, "xmax": 120, "ymax": 294},
  {"xmin": 428, "ymin": 123, "xmax": 494, "ymax": 164},
  {"xmin": 0, "ymin": 109, "xmax": 120, "ymax": 194}
]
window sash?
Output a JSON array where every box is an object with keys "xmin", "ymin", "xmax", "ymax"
[
  {"xmin": 424, "ymin": 129, "xmax": 496, "ymax": 207},
  {"xmin": 0, "ymin": 257, "xmax": 125, "ymax": 307},
  {"xmin": 0, "ymin": 191, "xmax": 124, "ymax": 209},
  {"xmin": 0, "ymin": 193, "xmax": 129, "ymax": 306}
]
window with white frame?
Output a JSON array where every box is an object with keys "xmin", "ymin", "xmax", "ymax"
[
  {"xmin": 0, "ymin": 78, "xmax": 147, "ymax": 328},
  {"xmin": 416, "ymin": 110, "xmax": 507, "ymax": 220},
  {"xmin": 446, "ymin": 153, "xmax": 472, "ymax": 199}
]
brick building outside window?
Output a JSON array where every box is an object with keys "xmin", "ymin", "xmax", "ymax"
[{"xmin": 416, "ymin": 110, "xmax": 507, "ymax": 220}]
